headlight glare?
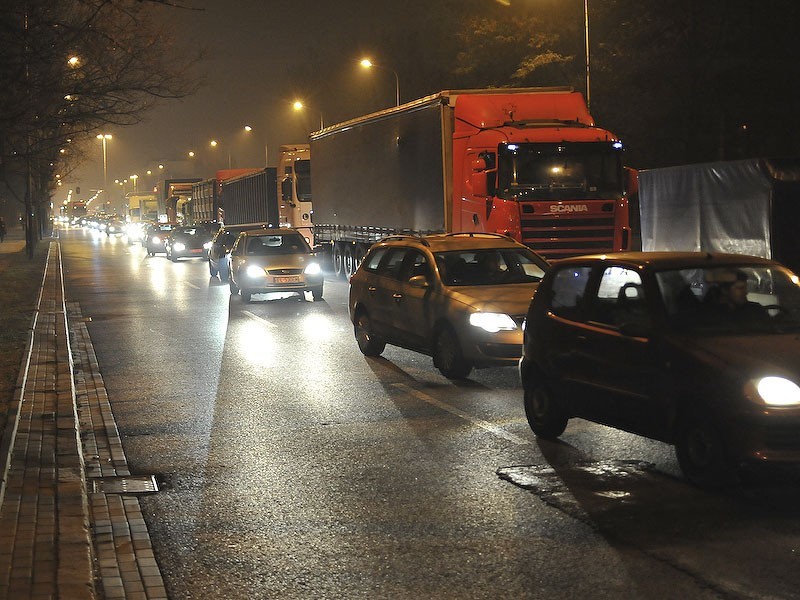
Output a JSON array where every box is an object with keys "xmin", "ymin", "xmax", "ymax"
[
  {"xmin": 754, "ymin": 377, "xmax": 800, "ymax": 406},
  {"xmin": 246, "ymin": 265, "xmax": 266, "ymax": 278},
  {"xmin": 203, "ymin": 241, "xmax": 212, "ymax": 250},
  {"xmin": 469, "ymin": 312, "xmax": 517, "ymax": 333},
  {"xmin": 173, "ymin": 242, "xmax": 186, "ymax": 252},
  {"xmin": 304, "ymin": 262, "xmax": 321, "ymax": 275}
]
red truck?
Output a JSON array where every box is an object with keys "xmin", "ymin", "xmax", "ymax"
[{"xmin": 310, "ymin": 87, "xmax": 634, "ymax": 278}]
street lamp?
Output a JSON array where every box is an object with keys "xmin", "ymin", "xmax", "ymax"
[
  {"xmin": 209, "ymin": 139, "xmax": 232, "ymax": 169},
  {"xmin": 360, "ymin": 58, "xmax": 400, "ymax": 106},
  {"xmin": 129, "ymin": 174, "xmax": 139, "ymax": 192},
  {"xmin": 583, "ymin": 0, "xmax": 591, "ymax": 109},
  {"xmin": 293, "ymin": 101, "xmax": 325, "ymax": 130},
  {"xmin": 96, "ymin": 133, "xmax": 112, "ymax": 202}
]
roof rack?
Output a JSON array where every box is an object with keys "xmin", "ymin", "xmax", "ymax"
[
  {"xmin": 377, "ymin": 234, "xmax": 430, "ymax": 246},
  {"xmin": 442, "ymin": 232, "xmax": 516, "ymax": 242}
]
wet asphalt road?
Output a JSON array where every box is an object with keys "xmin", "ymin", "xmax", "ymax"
[{"xmin": 59, "ymin": 227, "xmax": 800, "ymax": 599}]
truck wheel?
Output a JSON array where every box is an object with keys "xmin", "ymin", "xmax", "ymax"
[
  {"xmin": 343, "ymin": 246, "xmax": 356, "ymax": 279},
  {"xmin": 354, "ymin": 311, "xmax": 385, "ymax": 356},
  {"xmin": 523, "ymin": 380, "xmax": 568, "ymax": 439},
  {"xmin": 333, "ymin": 244, "xmax": 344, "ymax": 279},
  {"xmin": 433, "ymin": 326, "xmax": 472, "ymax": 379},
  {"xmin": 311, "ymin": 286, "xmax": 323, "ymax": 301}
]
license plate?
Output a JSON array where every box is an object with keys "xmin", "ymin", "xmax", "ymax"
[{"xmin": 275, "ymin": 276, "xmax": 300, "ymax": 284}]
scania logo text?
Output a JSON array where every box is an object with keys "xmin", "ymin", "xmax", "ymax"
[{"xmin": 550, "ymin": 204, "xmax": 589, "ymax": 213}]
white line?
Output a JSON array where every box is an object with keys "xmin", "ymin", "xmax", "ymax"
[
  {"xmin": 242, "ymin": 311, "xmax": 277, "ymax": 328},
  {"xmin": 185, "ymin": 282, "xmax": 201, "ymax": 290},
  {"xmin": 391, "ymin": 382, "xmax": 531, "ymax": 446}
]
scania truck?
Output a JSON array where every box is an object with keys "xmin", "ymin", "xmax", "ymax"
[{"xmin": 309, "ymin": 87, "xmax": 634, "ymax": 278}]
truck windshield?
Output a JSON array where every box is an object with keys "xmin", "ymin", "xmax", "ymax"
[{"xmin": 496, "ymin": 142, "xmax": 624, "ymax": 200}]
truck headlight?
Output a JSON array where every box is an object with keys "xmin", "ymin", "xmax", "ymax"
[
  {"xmin": 752, "ymin": 377, "xmax": 800, "ymax": 407},
  {"xmin": 246, "ymin": 265, "xmax": 266, "ymax": 278},
  {"xmin": 469, "ymin": 312, "xmax": 517, "ymax": 333},
  {"xmin": 304, "ymin": 262, "xmax": 321, "ymax": 275},
  {"xmin": 173, "ymin": 242, "xmax": 186, "ymax": 252}
]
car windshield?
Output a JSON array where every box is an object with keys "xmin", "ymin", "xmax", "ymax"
[
  {"xmin": 435, "ymin": 248, "xmax": 546, "ymax": 286},
  {"xmin": 656, "ymin": 264, "xmax": 800, "ymax": 334},
  {"xmin": 245, "ymin": 233, "xmax": 310, "ymax": 255}
]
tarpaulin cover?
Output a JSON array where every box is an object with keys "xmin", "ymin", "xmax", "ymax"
[{"xmin": 639, "ymin": 159, "xmax": 773, "ymax": 258}]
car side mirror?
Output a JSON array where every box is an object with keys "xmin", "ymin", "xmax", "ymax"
[{"xmin": 408, "ymin": 275, "xmax": 430, "ymax": 288}]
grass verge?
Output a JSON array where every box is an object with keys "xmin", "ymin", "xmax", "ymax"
[{"xmin": 0, "ymin": 242, "xmax": 49, "ymax": 435}]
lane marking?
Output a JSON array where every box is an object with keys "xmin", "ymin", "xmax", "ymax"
[
  {"xmin": 185, "ymin": 282, "xmax": 201, "ymax": 290},
  {"xmin": 391, "ymin": 382, "xmax": 531, "ymax": 446},
  {"xmin": 242, "ymin": 310, "xmax": 277, "ymax": 328}
]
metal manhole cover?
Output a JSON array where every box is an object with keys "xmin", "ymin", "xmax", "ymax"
[{"xmin": 92, "ymin": 475, "xmax": 158, "ymax": 494}]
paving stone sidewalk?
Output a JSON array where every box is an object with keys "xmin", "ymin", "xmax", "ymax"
[{"xmin": 0, "ymin": 241, "xmax": 167, "ymax": 599}]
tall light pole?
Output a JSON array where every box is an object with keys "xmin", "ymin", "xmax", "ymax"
[
  {"xmin": 293, "ymin": 101, "xmax": 324, "ymax": 130},
  {"xmin": 360, "ymin": 58, "xmax": 400, "ymax": 107},
  {"xmin": 583, "ymin": 0, "xmax": 591, "ymax": 109},
  {"xmin": 129, "ymin": 174, "xmax": 139, "ymax": 192},
  {"xmin": 96, "ymin": 133, "xmax": 112, "ymax": 201}
]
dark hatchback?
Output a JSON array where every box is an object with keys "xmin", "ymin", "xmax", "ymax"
[
  {"xmin": 520, "ymin": 252, "xmax": 800, "ymax": 487},
  {"xmin": 143, "ymin": 222, "xmax": 178, "ymax": 256},
  {"xmin": 165, "ymin": 223, "xmax": 218, "ymax": 262},
  {"xmin": 208, "ymin": 224, "xmax": 254, "ymax": 281}
]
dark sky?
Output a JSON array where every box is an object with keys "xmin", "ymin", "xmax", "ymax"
[{"xmin": 72, "ymin": 0, "xmax": 438, "ymax": 200}]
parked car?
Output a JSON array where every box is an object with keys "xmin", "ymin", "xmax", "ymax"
[
  {"xmin": 228, "ymin": 228, "xmax": 324, "ymax": 302},
  {"xmin": 143, "ymin": 222, "xmax": 177, "ymax": 256},
  {"xmin": 349, "ymin": 233, "xmax": 548, "ymax": 379},
  {"xmin": 165, "ymin": 223, "xmax": 218, "ymax": 262},
  {"xmin": 208, "ymin": 224, "xmax": 254, "ymax": 281},
  {"xmin": 520, "ymin": 251, "xmax": 800, "ymax": 488}
]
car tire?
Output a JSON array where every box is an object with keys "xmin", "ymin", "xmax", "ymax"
[
  {"xmin": 433, "ymin": 325, "xmax": 472, "ymax": 379},
  {"xmin": 311, "ymin": 286, "xmax": 323, "ymax": 301},
  {"xmin": 354, "ymin": 311, "xmax": 386, "ymax": 356},
  {"xmin": 523, "ymin": 380, "xmax": 568, "ymax": 439},
  {"xmin": 241, "ymin": 289, "xmax": 251, "ymax": 303},
  {"xmin": 229, "ymin": 280, "xmax": 239, "ymax": 295},
  {"xmin": 675, "ymin": 408, "xmax": 737, "ymax": 489}
]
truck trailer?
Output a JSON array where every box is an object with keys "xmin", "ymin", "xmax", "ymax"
[
  {"xmin": 309, "ymin": 87, "xmax": 634, "ymax": 278},
  {"xmin": 218, "ymin": 168, "xmax": 279, "ymax": 228},
  {"xmin": 637, "ymin": 158, "xmax": 800, "ymax": 273},
  {"xmin": 191, "ymin": 169, "xmax": 260, "ymax": 224}
]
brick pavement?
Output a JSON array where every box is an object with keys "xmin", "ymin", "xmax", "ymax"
[{"xmin": 0, "ymin": 239, "xmax": 168, "ymax": 599}]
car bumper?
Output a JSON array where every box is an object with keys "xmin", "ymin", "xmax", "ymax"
[
  {"xmin": 460, "ymin": 328, "xmax": 524, "ymax": 367},
  {"xmin": 240, "ymin": 274, "xmax": 324, "ymax": 294},
  {"xmin": 725, "ymin": 411, "xmax": 800, "ymax": 464}
]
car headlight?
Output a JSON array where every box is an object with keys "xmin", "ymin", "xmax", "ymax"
[
  {"xmin": 246, "ymin": 265, "xmax": 266, "ymax": 278},
  {"xmin": 751, "ymin": 377, "xmax": 800, "ymax": 407},
  {"xmin": 203, "ymin": 241, "xmax": 212, "ymax": 250},
  {"xmin": 469, "ymin": 312, "xmax": 517, "ymax": 333},
  {"xmin": 173, "ymin": 242, "xmax": 186, "ymax": 252},
  {"xmin": 152, "ymin": 236, "xmax": 161, "ymax": 244},
  {"xmin": 304, "ymin": 262, "xmax": 321, "ymax": 275}
]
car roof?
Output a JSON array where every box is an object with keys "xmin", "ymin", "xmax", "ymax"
[
  {"xmin": 551, "ymin": 251, "xmax": 782, "ymax": 270},
  {"xmin": 375, "ymin": 232, "xmax": 537, "ymax": 253}
]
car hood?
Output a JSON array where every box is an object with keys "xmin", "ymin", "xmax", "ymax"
[
  {"xmin": 446, "ymin": 283, "xmax": 538, "ymax": 315},
  {"xmin": 672, "ymin": 333, "xmax": 800, "ymax": 380}
]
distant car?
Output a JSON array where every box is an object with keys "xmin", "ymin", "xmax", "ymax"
[
  {"xmin": 208, "ymin": 224, "xmax": 253, "ymax": 281},
  {"xmin": 105, "ymin": 218, "xmax": 126, "ymax": 236},
  {"xmin": 520, "ymin": 251, "xmax": 800, "ymax": 488},
  {"xmin": 348, "ymin": 233, "xmax": 549, "ymax": 379},
  {"xmin": 228, "ymin": 228, "xmax": 324, "ymax": 302},
  {"xmin": 164, "ymin": 223, "xmax": 218, "ymax": 262},
  {"xmin": 143, "ymin": 222, "xmax": 177, "ymax": 256}
]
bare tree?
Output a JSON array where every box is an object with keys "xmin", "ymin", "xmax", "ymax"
[{"xmin": 0, "ymin": 0, "xmax": 201, "ymax": 255}]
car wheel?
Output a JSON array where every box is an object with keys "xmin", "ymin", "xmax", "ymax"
[
  {"xmin": 523, "ymin": 380, "xmax": 568, "ymax": 439},
  {"xmin": 241, "ymin": 289, "xmax": 251, "ymax": 303},
  {"xmin": 229, "ymin": 279, "xmax": 239, "ymax": 295},
  {"xmin": 209, "ymin": 260, "xmax": 218, "ymax": 278},
  {"xmin": 433, "ymin": 326, "xmax": 472, "ymax": 379},
  {"xmin": 675, "ymin": 409, "xmax": 737, "ymax": 489},
  {"xmin": 354, "ymin": 311, "xmax": 385, "ymax": 356},
  {"xmin": 311, "ymin": 286, "xmax": 323, "ymax": 301}
]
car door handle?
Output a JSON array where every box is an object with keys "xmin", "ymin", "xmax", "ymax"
[
  {"xmin": 392, "ymin": 293, "xmax": 403, "ymax": 302},
  {"xmin": 368, "ymin": 286, "xmax": 377, "ymax": 295}
]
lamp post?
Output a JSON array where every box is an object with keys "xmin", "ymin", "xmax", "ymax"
[
  {"xmin": 209, "ymin": 139, "xmax": 232, "ymax": 169},
  {"xmin": 96, "ymin": 133, "xmax": 112, "ymax": 201},
  {"xmin": 129, "ymin": 174, "xmax": 139, "ymax": 192},
  {"xmin": 292, "ymin": 101, "xmax": 324, "ymax": 130},
  {"xmin": 360, "ymin": 58, "xmax": 400, "ymax": 107},
  {"xmin": 583, "ymin": 0, "xmax": 591, "ymax": 109}
]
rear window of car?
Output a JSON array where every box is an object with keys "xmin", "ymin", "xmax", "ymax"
[{"xmin": 548, "ymin": 266, "xmax": 593, "ymax": 319}]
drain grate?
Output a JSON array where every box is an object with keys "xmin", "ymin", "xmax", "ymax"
[{"xmin": 92, "ymin": 475, "xmax": 158, "ymax": 494}]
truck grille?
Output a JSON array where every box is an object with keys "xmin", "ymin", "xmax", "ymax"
[{"xmin": 520, "ymin": 211, "xmax": 617, "ymax": 259}]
